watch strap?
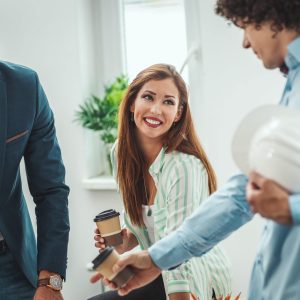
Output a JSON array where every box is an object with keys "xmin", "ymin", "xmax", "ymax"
[
  {"xmin": 38, "ymin": 276, "xmax": 62, "ymax": 291},
  {"xmin": 38, "ymin": 278, "xmax": 50, "ymax": 287}
]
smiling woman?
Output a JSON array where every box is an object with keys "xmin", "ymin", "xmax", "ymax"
[
  {"xmin": 130, "ymin": 78, "xmax": 182, "ymax": 140},
  {"xmin": 92, "ymin": 64, "xmax": 233, "ymax": 300}
]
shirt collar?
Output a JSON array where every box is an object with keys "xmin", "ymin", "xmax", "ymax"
[
  {"xmin": 285, "ymin": 36, "xmax": 300, "ymax": 71},
  {"xmin": 149, "ymin": 147, "xmax": 166, "ymax": 176}
]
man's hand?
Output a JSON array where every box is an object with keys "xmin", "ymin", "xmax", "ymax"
[
  {"xmin": 90, "ymin": 250, "xmax": 161, "ymax": 296},
  {"xmin": 113, "ymin": 250, "xmax": 161, "ymax": 296},
  {"xmin": 33, "ymin": 287, "xmax": 63, "ymax": 300},
  {"xmin": 247, "ymin": 172, "xmax": 292, "ymax": 224}
]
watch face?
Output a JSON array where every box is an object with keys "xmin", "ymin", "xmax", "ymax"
[{"xmin": 49, "ymin": 275, "xmax": 63, "ymax": 290}]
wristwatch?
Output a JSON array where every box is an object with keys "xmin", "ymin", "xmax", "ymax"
[{"xmin": 38, "ymin": 274, "xmax": 63, "ymax": 291}]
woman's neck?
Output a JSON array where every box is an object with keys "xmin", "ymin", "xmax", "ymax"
[
  {"xmin": 136, "ymin": 132, "xmax": 163, "ymax": 166},
  {"xmin": 142, "ymin": 142, "xmax": 163, "ymax": 167}
]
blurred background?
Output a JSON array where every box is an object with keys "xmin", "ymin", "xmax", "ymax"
[{"xmin": 0, "ymin": 0, "xmax": 285, "ymax": 299}]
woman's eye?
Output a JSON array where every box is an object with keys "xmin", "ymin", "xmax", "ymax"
[
  {"xmin": 164, "ymin": 99, "xmax": 175, "ymax": 105},
  {"xmin": 142, "ymin": 94, "xmax": 153, "ymax": 101}
]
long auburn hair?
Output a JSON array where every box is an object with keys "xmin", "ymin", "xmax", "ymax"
[{"xmin": 117, "ymin": 64, "xmax": 217, "ymax": 226}]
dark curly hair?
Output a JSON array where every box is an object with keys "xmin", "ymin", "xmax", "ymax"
[{"xmin": 215, "ymin": 0, "xmax": 300, "ymax": 33}]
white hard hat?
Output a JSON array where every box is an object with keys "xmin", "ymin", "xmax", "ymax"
[{"xmin": 232, "ymin": 105, "xmax": 300, "ymax": 193}]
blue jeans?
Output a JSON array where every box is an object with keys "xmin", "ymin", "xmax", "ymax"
[{"xmin": 0, "ymin": 247, "xmax": 35, "ymax": 300}]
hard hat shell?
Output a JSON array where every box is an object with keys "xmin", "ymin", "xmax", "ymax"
[{"xmin": 232, "ymin": 105, "xmax": 300, "ymax": 193}]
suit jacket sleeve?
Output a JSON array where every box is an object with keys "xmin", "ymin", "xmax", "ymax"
[{"xmin": 24, "ymin": 73, "xmax": 70, "ymax": 279}]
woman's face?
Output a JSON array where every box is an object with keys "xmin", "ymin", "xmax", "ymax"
[{"xmin": 130, "ymin": 78, "xmax": 182, "ymax": 143}]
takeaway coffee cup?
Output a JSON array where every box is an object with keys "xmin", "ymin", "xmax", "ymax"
[
  {"xmin": 92, "ymin": 247, "xmax": 134, "ymax": 288},
  {"xmin": 94, "ymin": 209, "xmax": 122, "ymax": 247}
]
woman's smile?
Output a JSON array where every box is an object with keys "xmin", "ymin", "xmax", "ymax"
[{"xmin": 143, "ymin": 117, "xmax": 163, "ymax": 128}]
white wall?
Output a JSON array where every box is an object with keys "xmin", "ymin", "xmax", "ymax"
[{"xmin": 0, "ymin": 0, "xmax": 287, "ymax": 299}]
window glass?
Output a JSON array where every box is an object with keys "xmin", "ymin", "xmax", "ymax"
[{"xmin": 123, "ymin": 0, "xmax": 188, "ymax": 81}]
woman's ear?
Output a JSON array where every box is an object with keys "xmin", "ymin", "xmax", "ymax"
[
  {"xmin": 174, "ymin": 105, "xmax": 183, "ymax": 122},
  {"xmin": 130, "ymin": 103, "xmax": 135, "ymax": 112}
]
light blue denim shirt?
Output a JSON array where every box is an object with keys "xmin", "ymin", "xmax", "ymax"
[{"xmin": 149, "ymin": 36, "xmax": 300, "ymax": 300}]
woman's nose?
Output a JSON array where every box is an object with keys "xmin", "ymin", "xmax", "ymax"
[{"xmin": 150, "ymin": 103, "xmax": 162, "ymax": 114}]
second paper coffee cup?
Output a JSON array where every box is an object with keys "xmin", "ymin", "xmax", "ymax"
[
  {"xmin": 92, "ymin": 247, "xmax": 134, "ymax": 288},
  {"xmin": 94, "ymin": 209, "xmax": 122, "ymax": 247}
]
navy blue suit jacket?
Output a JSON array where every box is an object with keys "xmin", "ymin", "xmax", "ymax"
[{"xmin": 0, "ymin": 61, "xmax": 70, "ymax": 287}]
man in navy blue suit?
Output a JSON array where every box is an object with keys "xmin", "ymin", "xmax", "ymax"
[{"xmin": 0, "ymin": 61, "xmax": 70, "ymax": 300}]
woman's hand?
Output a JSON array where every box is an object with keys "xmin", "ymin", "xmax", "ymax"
[
  {"xmin": 93, "ymin": 228, "xmax": 106, "ymax": 250},
  {"xmin": 94, "ymin": 228, "xmax": 138, "ymax": 254},
  {"xmin": 169, "ymin": 292, "xmax": 191, "ymax": 300}
]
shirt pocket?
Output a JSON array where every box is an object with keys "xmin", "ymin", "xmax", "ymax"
[
  {"xmin": 5, "ymin": 130, "xmax": 29, "ymax": 153},
  {"xmin": 5, "ymin": 130, "xmax": 29, "ymax": 147}
]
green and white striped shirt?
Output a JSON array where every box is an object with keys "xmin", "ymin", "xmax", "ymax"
[{"xmin": 111, "ymin": 144, "xmax": 232, "ymax": 299}]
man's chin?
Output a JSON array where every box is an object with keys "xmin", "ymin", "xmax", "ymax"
[{"xmin": 262, "ymin": 61, "xmax": 279, "ymax": 70}]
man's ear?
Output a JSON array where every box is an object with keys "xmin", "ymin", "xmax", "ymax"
[{"xmin": 174, "ymin": 105, "xmax": 183, "ymax": 122}]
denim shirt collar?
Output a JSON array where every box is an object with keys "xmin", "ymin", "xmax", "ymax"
[{"xmin": 285, "ymin": 36, "xmax": 300, "ymax": 71}]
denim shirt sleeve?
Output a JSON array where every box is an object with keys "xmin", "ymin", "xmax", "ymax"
[
  {"xmin": 289, "ymin": 194, "xmax": 300, "ymax": 224},
  {"xmin": 149, "ymin": 173, "xmax": 254, "ymax": 270}
]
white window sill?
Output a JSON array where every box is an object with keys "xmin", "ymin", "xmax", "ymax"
[{"xmin": 82, "ymin": 176, "xmax": 117, "ymax": 190}]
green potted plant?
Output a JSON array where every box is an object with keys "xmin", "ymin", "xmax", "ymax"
[{"xmin": 75, "ymin": 75, "xmax": 128, "ymax": 174}]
